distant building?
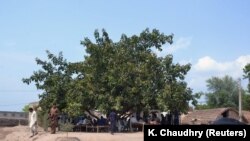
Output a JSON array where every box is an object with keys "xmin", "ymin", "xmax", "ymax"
[
  {"xmin": 0, "ymin": 111, "xmax": 28, "ymax": 119},
  {"xmin": 181, "ymin": 107, "xmax": 249, "ymax": 125},
  {"xmin": 0, "ymin": 111, "xmax": 29, "ymax": 127},
  {"xmin": 242, "ymin": 110, "xmax": 250, "ymax": 124}
]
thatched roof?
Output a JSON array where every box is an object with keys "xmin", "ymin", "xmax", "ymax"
[{"xmin": 181, "ymin": 108, "xmax": 248, "ymax": 125}]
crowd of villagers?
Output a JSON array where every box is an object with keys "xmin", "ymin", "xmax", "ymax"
[{"xmin": 56, "ymin": 110, "xmax": 180, "ymax": 132}]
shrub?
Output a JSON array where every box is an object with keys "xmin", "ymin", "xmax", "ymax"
[{"xmin": 59, "ymin": 122, "xmax": 74, "ymax": 132}]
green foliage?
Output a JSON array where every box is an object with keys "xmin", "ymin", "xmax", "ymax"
[
  {"xmin": 37, "ymin": 110, "xmax": 45, "ymax": 127},
  {"xmin": 204, "ymin": 75, "xmax": 250, "ymax": 110},
  {"xmin": 23, "ymin": 28, "xmax": 198, "ymax": 117},
  {"xmin": 59, "ymin": 122, "xmax": 74, "ymax": 132},
  {"xmin": 243, "ymin": 92, "xmax": 250, "ymax": 110},
  {"xmin": 156, "ymin": 55, "xmax": 198, "ymax": 112},
  {"xmin": 42, "ymin": 112, "xmax": 49, "ymax": 131},
  {"xmin": 22, "ymin": 50, "xmax": 71, "ymax": 112},
  {"xmin": 195, "ymin": 104, "xmax": 210, "ymax": 110},
  {"xmin": 243, "ymin": 63, "xmax": 250, "ymax": 92},
  {"xmin": 67, "ymin": 28, "xmax": 197, "ymax": 115},
  {"xmin": 22, "ymin": 105, "xmax": 30, "ymax": 112}
]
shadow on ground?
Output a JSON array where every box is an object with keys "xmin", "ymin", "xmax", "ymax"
[{"xmin": 55, "ymin": 137, "xmax": 81, "ymax": 141}]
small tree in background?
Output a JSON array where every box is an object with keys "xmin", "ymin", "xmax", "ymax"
[
  {"xmin": 195, "ymin": 75, "xmax": 250, "ymax": 111},
  {"xmin": 22, "ymin": 104, "xmax": 29, "ymax": 112},
  {"xmin": 243, "ymin": 63, "xmax": 250, "ymax": 93}
]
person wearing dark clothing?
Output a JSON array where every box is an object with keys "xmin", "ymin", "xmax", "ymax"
[
  {"xmin": 97, "ymin": 116, "xmax": 107, "ymax": 126},
  {"xmin": 160, "ymin": 114, "xmax": 166, "ymax": 125},
  {"xmin": 49, "ymin": 104, "xmax": 59, "ymax": 134},
  {"xmin": 167, "ymin": 113, "xmax": 172, "ymax": 125},
  {"xmin": 108, "ymin": 110, "xmax": 116, "ymax": 135},
  {"xmin": 212, "ymin": 111, "xmax": 246, "ymax": 125},
  {"xmin": 173, "ymin": 110, "xmax": 180, "ymax": 125}
]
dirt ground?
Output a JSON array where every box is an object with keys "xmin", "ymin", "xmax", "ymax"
[{"xmin": 0, "ymin": 125, "xmax": 143, "ymax": 141}]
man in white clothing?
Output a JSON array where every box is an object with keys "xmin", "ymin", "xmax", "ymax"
[{"xmin": 29, "ymin": 107, "xmax": 38, "ymax": 137}]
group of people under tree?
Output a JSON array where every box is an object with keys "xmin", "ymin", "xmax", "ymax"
[
  {"xmin": 159, "ymin": 110, "xmax": 180, "ymax": 125},
  {"xmin": 68, "ymin": 109, "xmax": 180, "ymax": 134},
  {"xmin": 70, "ymin": 110, "xmax": 118, "ymax": 134},
  {"xmin": 30, "ymin": 104, "xmax": 180, "ymax": 136},
  {"xmin": 129, "ymin": 110, "xmax": 180, "ymax": 126}
]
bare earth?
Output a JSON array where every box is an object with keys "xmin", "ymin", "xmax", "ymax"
[{"xmin": 0, "ymin": 125, "xmax": 143, "ymax": 141}]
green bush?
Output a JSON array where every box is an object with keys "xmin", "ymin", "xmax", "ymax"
[{"xmin": 59, "ymin": 122, "xmax": 74, "ymax": 132}]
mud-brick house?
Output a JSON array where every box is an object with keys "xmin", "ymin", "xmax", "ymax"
[{"xmin": 181, "ymin": 108, "xmax": 249, "ymax": 125}]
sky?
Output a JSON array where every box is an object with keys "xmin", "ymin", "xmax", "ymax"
[{"xmin": 0, "ymin": 0, "xmax": 250, "ymax": 112}]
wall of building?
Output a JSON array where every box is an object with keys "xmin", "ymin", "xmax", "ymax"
[
  {"xmin": 0, "ymin": 111, "xmax": 28, "ymax": 119},
  {"xmin": 0, "ymin": 111, "xmax": 29, "ymax": 127}
]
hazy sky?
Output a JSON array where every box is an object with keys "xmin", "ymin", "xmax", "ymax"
[{"xmin": 1, "ymin": 0, "xmax": 250, "ymax": 111}]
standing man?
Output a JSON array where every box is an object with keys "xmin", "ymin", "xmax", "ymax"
[
  {"xmin": 49, "ymin": 104, "xmax": 59, "ymax": 134},
  {"xmin": 108, "ymin": 109, "xmax": 116, "ymax": 135},
  {"xmin": 29, "ymin": 107, "xmax": 38, "ymax": 137}
]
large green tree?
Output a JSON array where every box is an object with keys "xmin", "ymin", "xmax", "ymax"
[
  {"xmin": 64, "ymin": 28, "xmax": 198, "ymax": 117},
  {"xmin": 23, "ymin": 29, "xmax": 198, "ymax": 117}
]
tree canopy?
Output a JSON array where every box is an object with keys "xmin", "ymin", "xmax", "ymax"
[
  {"xmin": 22, "ymin": 50, "xmax": 71, "ymax": 112},
  {"xmin": 206, "ymin": 75, "xmax": 239, "ymax": 108},
  {"xmin": 199, "ymin": 75, "xmax": 250, "ymax": 110},
  {"xmin": 23, "ymin": 28, "xmax": 198, "ymax": 117}
]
